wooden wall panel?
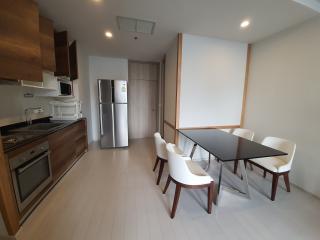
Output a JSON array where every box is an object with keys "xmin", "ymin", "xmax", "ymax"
[
  {"xmin": 0, "ymin": 0, "xmax": 42, "ymax": 81},
  {"xmin": 163, "ymin": 34, "xmax": 182, "ymax": 143},
  {"xmin": 163, "ymin": 123, "xmax": 175, "ymax": 143},
  {"xmin": 163, "ymin": 37, "xmax": 178, "ymax": 127},
  {"xmin": 128, "ymin": 61, "xmax": 159, "ymax": 139},
  {"xmin": 240, "ymin": 44, "xmax": 252, "ymax": 127}
]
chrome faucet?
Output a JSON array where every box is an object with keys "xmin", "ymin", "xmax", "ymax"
[{"xmin": 24, "ymin": 107, "xmax": 43, "ymax": 125}]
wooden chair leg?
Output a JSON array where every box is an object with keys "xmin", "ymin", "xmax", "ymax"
[
  {"xmin": 271, "ymin": 173, "xmax": 279, "ymax": 201},
  {"xmin": 171, "ymin": 184, "xmax": 182, "ymax": 219},
  {"xmin": 263, "ymin": 170, "xmax": 267, "ymax": 178},
  {"xmin": 153, "ymin": 157, "xmax": 160, "ymax": 171},
  {"xmin": 233, "ymin": 160, "xmax": 238, "ymax": 174},
  {"xmin": 163, "ymin": 176, "xmax": 171, "ymax": 194},
  {"xmin": 249, "ymin": 163, "xmax": 253, "ymax": 171},
  {"xmin": 207, "ymin": 182, "xmax": 214, "ymax": 214},
  {"xmin": 156, "ymin": 160, "xmax": 165, "ymax": 185},
  {"xmin": 283, "ymin": 172, "xmax": 291, "ymax": 192}
]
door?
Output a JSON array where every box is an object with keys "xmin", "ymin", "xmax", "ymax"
[
  {"xmin": 114, "ymin": 103, "xmax": 128, "ymax": 147},
  {"xmin": 128, "ymin": 62, "xmax": 159, "ymax": 139},
  {"xmin": 98, "ymin": 79, "xmax": 112, "ymax": 103},
  {"xmin": 99, "ymin": 103, "xmax": 114, "ymax": 148}
]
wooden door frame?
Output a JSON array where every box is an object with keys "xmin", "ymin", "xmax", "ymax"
[{"xmin": 162, "ymin": 36, "xmax": 251, "ymax": 143}]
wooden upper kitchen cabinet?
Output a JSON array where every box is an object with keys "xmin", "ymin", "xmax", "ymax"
[
  {"xmin": 0, "ymin": 0, "xmax": 42, "ymax": 82},
  {"xmin": 39, "ymin": 16, "xmax": 56, "ymax": 72},
  {"xmin": 54, "ymin": 31, "xmax": 78, "ymax": 80},
  {"xmin": 54, "ymin": 31, "xmax": 70, "ymax": 77},
  {"xmin": 69, "ymin": 41, "xmax": 78, "ymax": 80}
]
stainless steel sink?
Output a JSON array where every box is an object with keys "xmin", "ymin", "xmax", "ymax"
[{"xmin": 11, "ymin": 122, "xmax": 65, "ymax": 133}]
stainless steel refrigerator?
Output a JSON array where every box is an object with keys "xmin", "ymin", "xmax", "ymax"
[{"xmin": 98, "ymin": 79, "xmax": 128, "ymax": 148}]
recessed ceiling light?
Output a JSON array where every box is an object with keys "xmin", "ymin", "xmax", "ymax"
[
  {"xmin": 240, "ymin": 20, "xmax": 250, "ymax": 28},
  {"xmin": 105, "ymin": 31, "xmax": 113, "ymax": 38}
]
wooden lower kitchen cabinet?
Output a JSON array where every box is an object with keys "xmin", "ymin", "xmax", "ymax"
[
  {"xmin": 0, "ymin": 137, "xmax": 20, "ymax": 235},
  {"xmin": 48, "ymin": 119, "xmax": 88, "ymax": 182}
]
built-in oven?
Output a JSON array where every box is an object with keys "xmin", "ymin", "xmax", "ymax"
[{"xmin": 8, "ymin": 141, "xmax": 52, "ymax": 213}]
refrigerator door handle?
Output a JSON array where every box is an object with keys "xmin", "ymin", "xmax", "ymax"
[
  {"xmin": 111, "ymin": 104, "xmax": 116, "ymax": 145},
  {"xmin": 99, "ymin": 104, "xmax": 104, "ymax": 135},
  {"xmin": 98, "ymin": 80, "xmax": 102, "ymax": 103},
  {"xmin": 111, "ymin": 80, "xmax": 115, "ymax": 103}
]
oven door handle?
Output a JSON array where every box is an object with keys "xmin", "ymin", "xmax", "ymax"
[{"xmin": 17, "ymin": 151, "xmax": 50, "ymax": 174}]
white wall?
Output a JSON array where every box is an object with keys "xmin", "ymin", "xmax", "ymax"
[
  {"xmin": 73, "ymin": 43, "xmax": 92, "ymax": 142},
  {"xmin": 244, "ymin": 17, "xmax": 320, "ymax": 198},
  {"xmin": 179, "ymin": 34, "xmax": 248, "ymax": 128},
  {"xmin": 0, "ymin": 85, "xmax": 53, "ymax": 126},
  {"xmin": 89, "ymin": 56, "xmax": 128, "ymax": 141}
]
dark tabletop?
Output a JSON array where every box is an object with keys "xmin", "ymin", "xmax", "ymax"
[{"xmin": 178, "ymin": 129, "xmax": 287, "ymax": 162}]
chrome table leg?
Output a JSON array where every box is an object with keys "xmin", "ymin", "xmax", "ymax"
[
  {"xmin": 190, "ymin": 143, "xmax": 197, "ymax": 159},
  {"xmin": 205, "ymin": 153, "xmax": 211, "ymax": 171},
  {"xmin": 214, "ymin": 160, "xmax": 223, "ymax": 205},
  {"xmin": 214, "ymin": 159, "xmax": 251, "ymax": 205},
  {"xmin": 239, "ymin": 159, "xmax": 251, "ymax": 199}
]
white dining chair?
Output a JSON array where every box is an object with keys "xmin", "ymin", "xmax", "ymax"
[
  {"xmin": 163, "ymin": 143, "xmax": 214, "ymax": 218},
  {"xmin": 232, "ymin": 128, "xmax": 255, "ymax": 174},
  {"xmin": 232, "ymin": 128, "xmax": 255, "ymax": 141},
  {"xmin": 220, "ymin": 128, "xmax": 232, "ymax": 133},
  {"xmin": 249, "ymin": 137, "xmax": 296, "ymax": 201},
  {"xmin": 153, "ymin": 132, "xmax": 183, "ymax": 185}
]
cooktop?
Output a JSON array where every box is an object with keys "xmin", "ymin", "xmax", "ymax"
[{"xmin": 1, "ymin": 134, "xmax": 39, "ymax": 152}]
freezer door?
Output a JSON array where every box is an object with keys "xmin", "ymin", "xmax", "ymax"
[
  {"xmin": 98, "ymin": 79, "xmax": 113, "ymax": 103},
  {"xmin": 99, "ymin": 103, "xmax": 115, "ymax": 148},
  {"xmin": 114, "ymin": 103, "xmax": 128, "ymax": 147},
  {"xmin": 113, "ymin": 80, "xmax": 127, "ymax": 103}
]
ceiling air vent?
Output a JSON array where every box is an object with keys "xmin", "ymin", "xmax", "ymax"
[{"xmin": 117, "ymin": 16, "xmax": 156, "ymax": 35}]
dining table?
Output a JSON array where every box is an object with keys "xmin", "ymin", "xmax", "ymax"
[{"xmin": 178, "ymin": 129, "xmax": 287, "ymax": 204}]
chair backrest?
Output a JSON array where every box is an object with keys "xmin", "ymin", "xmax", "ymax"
[
  {"xmin": 262, "ymin": 137, "xmax": 296, "ymax": 168},
  {"xmin": 154, "ymin": 132, "xmax": 167, "ymax": 159},
  {"xmin": 166, "ymin": 143, "xmax": 196, "ymax": 185},
  {"xmin": 233, "ymin": 128, "xmax": 254, "ymax": 141}
]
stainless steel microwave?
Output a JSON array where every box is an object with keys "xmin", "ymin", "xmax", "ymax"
[{"xmin": 59, "ymin": 80, "xmax": 72, "ymax": 96}]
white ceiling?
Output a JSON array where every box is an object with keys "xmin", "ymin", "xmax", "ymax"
[{"xmin": 36, "ymin": 0, "xmax": 318, "ymax": 61}]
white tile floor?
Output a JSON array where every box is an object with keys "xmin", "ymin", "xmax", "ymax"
[{"xmin": 16, "ymin": 138, "xmax": 320, "ymax": 240}]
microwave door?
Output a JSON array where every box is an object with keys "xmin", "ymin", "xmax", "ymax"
[{"xmin": 60, "ymin": 82, "xmax": 72, "ymax": 96}]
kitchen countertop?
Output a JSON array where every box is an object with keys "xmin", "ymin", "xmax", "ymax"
[
  {"xmin": 0, "ymin": 114, "xmax": 51, "ymax": 128},
  {"xmin": 0, "ymin": 117, "xmax": 85, "ymax": 153}
]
